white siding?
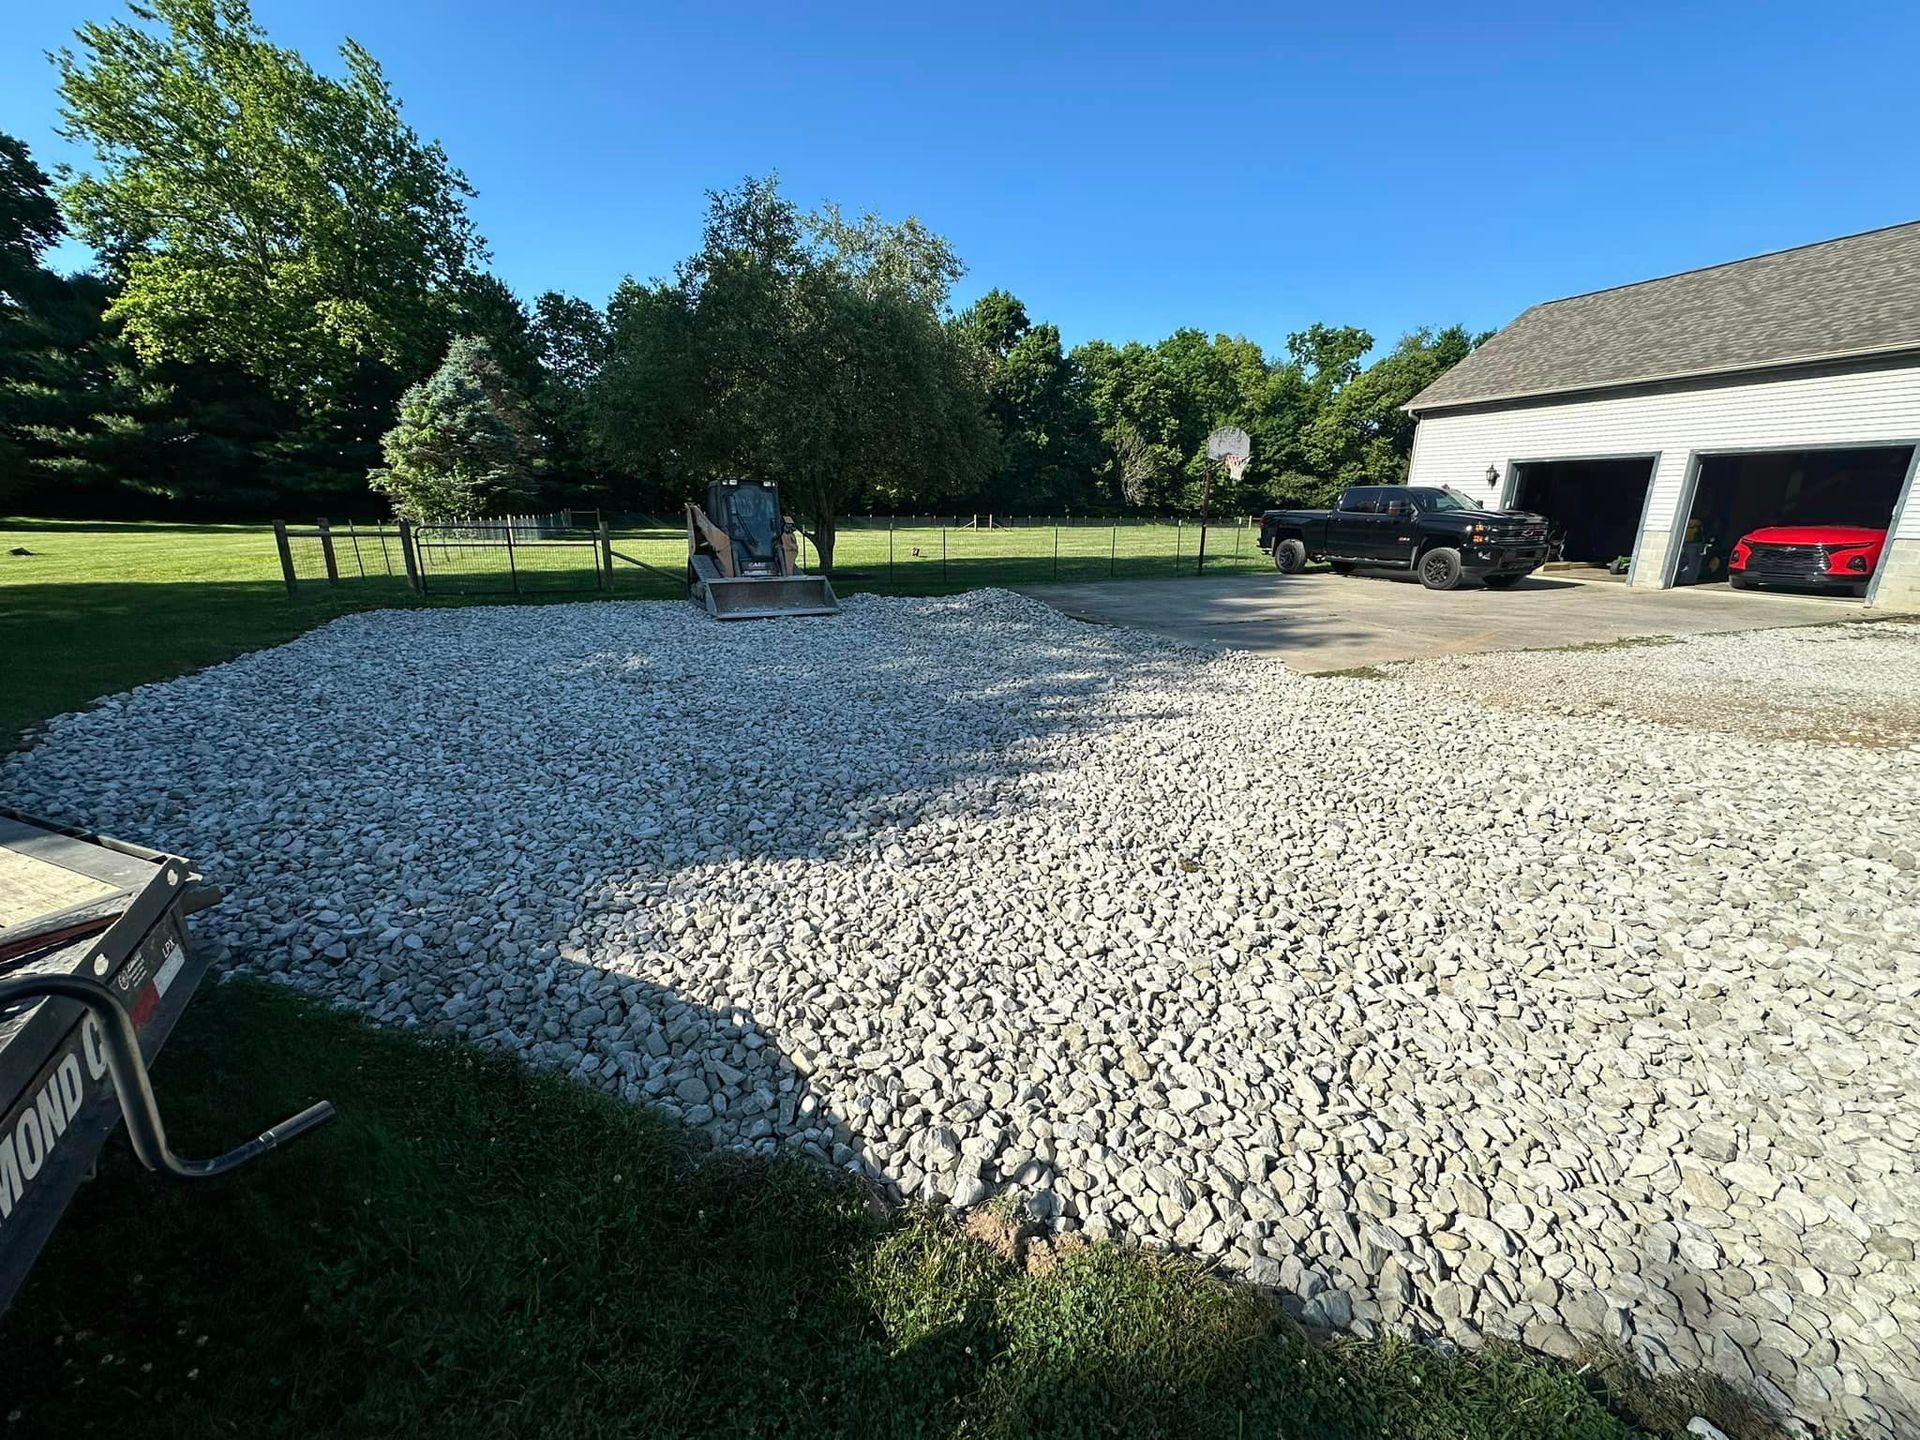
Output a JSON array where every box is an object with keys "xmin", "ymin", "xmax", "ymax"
[{"xmin": 1408, "ymin": 365, "xmax": 1920, "ymax": 547}]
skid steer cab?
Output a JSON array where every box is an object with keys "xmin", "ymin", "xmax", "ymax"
[{"xmin": 686, "ymin": 479, "xmax": 839, "ymax": 620}]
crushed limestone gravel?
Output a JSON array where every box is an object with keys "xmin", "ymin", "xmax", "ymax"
[
  {"xmin": 1385, "ymin": 619, "xmax": 1920, "ymax": 748},
  {"xmin": 4, "ymin": 591, "xmax": 1917, "ymax": 1437}
]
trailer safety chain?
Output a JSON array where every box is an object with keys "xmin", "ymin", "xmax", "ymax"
[{"xmin": 0, "ymin": 972, "xmax": 335, "ymax": 1179}]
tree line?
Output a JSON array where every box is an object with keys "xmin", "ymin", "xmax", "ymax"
[{"xmin": 0, "ymin": 0, "xmax": 1480, "ymax": 566}]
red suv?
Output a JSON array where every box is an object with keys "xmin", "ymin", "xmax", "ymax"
[{"xmin": 1728, "ymin": 525, "xmax": 1886, "ymax": 596}]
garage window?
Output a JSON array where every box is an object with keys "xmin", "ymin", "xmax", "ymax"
[{"xmin": 1674, "ymin": 445, "xmax": 1913, "ymax": 587}]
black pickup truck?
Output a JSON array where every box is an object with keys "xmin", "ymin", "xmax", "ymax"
[{"xmin": 1256, "ymin": 484, "xmax": 1554, "ymax": 591}]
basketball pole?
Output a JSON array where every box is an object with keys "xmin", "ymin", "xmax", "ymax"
[{"xmin": 1195, "ymin": 457, "xmax": 1214, "ymax": 576}]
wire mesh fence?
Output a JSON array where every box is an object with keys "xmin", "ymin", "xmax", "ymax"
[
  {"xmin": 275, "ymin": 519, "xmax": 413, "ymax": 598},
  {"xmin": 274, "ymin": 516, "xmax": 608, "ymax": 598},
  {"xmin": 424, "ymin": 512, "xmax": 585, "ymax": 543},
  {"xmin": 275, "ymin": 512, "xmax": 1269, "ymax": 601},
  {"xmin": 412, "ymin": 518, "xmax": 604, "ymax": 596},
  {"xmin": 601, "ymin": 512, "xmax": 1268, "ymax": 590}
]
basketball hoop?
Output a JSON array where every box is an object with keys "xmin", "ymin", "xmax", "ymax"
[
  {"xmin": 1194, "ymin": 426, "xmax": 1252, "ymax": 577},
  {"xmin": 1206, "ymin": 426, "xmax": 1251, "ymax": 479}
]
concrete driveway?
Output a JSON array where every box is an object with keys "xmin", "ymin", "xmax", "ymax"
[{"xmin": 1021, "ymin": 568, "xmax": 1861, "ymax": 672}]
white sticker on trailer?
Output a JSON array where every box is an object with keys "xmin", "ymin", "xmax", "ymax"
[{"xmin": 153, "ymin": 936, "xmax": 186, "ymax": 997}]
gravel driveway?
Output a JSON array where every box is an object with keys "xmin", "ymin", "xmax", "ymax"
[{"xmin": 5, "ymin": 593, "xmax": 1916, "ymax": 1437}]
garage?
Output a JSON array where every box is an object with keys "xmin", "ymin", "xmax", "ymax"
[
  {"xmin": 1508, "ymin": 457, "xmax": 1654, "ymax": 569},
  {"xmin": 1672, "ymin": 444, "xmax": 1914, "ymax": 589},
  {"xmin": 1401, "ymin": 219, "xmax": 1920, "ymax": 612}
]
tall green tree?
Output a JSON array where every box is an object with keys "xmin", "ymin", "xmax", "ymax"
[
  {"xmin": 369, "ymin": 336, "xmax": 532, "ymax": 520},
  {"xmin": 953, "ymin": 289, "xmax": 1094, "ymax": 513},
  {"xmin": 1073, "ymin": 339, "xmax": 1183, "ymax": 510},
  {"xmin": 1287, "ymin": 322, "xmax": 1374, "ymax": 395},
  {"xmin": 1298, "ymin": 325, "xmax": 1477, "ymax": 498},
  {"xmin": 525, "ymin": 290, "xmax": 613, "ymax": 498},
  {"xmin": 588, "ymin": 176, "xmax": 995, "ymax": 564},
  {"xmin": 0, "ymin": 131, "xmax": 66, "ymax": 502},
  {"xmin": 0, "ymin": 133, "xmax": 62, "ymax": 303},
  {"xmin": 53, "ymin": 0, "xmax": 484, "ymax": 500},
  {"xmin": 583, "ymin": 277, "xmax": 699, "ymax": 510},
  {"xmin": 2, "ymin": 131, "xmax": 234, "ymax": 513},
  {"xmin": 532, "ymin": 292, "xmax": 611, "ymax": 394}
]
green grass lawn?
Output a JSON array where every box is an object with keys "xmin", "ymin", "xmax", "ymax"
[{"xmin": 0, "ymin": 518, "xmax": 1748, "ymax": 1438}]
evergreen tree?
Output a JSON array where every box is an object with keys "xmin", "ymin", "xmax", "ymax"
[{"xmin": 369, "ymin": 336, "xmax": 532, "ymax": 519}]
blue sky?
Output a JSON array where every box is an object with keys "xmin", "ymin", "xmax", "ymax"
[{"xmin": 5, "ymin": 1, "xmax": 1918, "ymax": 359}]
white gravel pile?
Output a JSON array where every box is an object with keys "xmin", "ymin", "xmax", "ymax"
[{"xmin": 5, "ymin": 591, "xmax": 1917, "ymax": 1437}]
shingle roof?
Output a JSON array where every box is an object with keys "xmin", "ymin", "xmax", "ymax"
[{"xmin": 1406, "ymin": 220, "xmax": 1920, "ymax": 412}]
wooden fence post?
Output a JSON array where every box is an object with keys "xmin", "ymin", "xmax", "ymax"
[
  {"xmin": 399, "ymin": 518, "xmax": 422, "ymax": 594},
  {"xmin": 273, "ymin": 520, "xmax": 297, "ymax": 597},
  {"xmin": 317, "ymin": 517, "xmax": 340, "ymax": 583}
]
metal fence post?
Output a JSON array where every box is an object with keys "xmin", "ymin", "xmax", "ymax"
[
  {"xmin": 942, "ymin": 525, "xmax": 948, "ymax": 586},
  {"xmin": 504, "ymin": 522, "xmax": 520, "ymax": 594},
  {"xmin": 273, "ymin": 520, "xmax": 296, "ymax": 597},
  {"xmin": 888, "ymin": 517, "xmax": 895, "ymax": 588},
  {"xmin": 346, "ymin": 519, "xmax": 366, "ymax": 578},
  {"xmin": 1053, "ymin": 524, "xmax": 1059, "ymax": 580},
  {"xmin": 1174, "ymin": 518, "xmax": 1183, "ymax": 572},
  {"xmin": 317, "ymin": 518, "xmax": 339, "ymax": 584},
  {"xmin": 1109, "ymin": 522, "xmax": 1117, "ymax": 577},
  {"xmin": 598, "ymin": 518, "xmax": 612, "ymax": 590}
]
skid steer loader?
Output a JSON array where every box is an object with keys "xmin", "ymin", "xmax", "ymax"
[{"xmin": 686, "ymin": 479, "xmax": 839, "ymax": 620}]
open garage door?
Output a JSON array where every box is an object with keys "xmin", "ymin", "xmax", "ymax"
[
  {"xmin": 1675, "ymin": 445, "xmax": 1913, "ymax": 589},
  {"xmin": 1509, "ymin": 457, "xmax": 1655, "ymax": 570}
]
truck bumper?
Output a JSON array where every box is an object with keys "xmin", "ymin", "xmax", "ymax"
[{"xmin": 1463, "ymin": 545, "xmax": 1546, "ymax": 576}]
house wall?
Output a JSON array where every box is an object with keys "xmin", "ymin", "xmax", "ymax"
[{"xmin": 1407, "ymin": 365, "xmax": 1920, "ymax": 607}]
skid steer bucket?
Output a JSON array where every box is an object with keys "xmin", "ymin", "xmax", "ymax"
[
  {"xmin": 702, "ymin": 573, "xmax": 839, "ymax": 620},
  {"xmin": 686, "ymin": 479, "xmax": 840, "ymax": 621}
]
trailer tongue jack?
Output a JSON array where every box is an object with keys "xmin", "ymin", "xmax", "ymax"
[{"xmin": 0, "ymin": 971, "xmax": 334, "ymax": 1180}]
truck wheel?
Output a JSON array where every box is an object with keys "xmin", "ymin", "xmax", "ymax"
[
  {"xmin": 1418, "ymin": 547, "xmax": 1463, "ymax": 591},
  {"xmin": 1273, "ymin": 538, "xmax": 1307, "ymax": 574}
]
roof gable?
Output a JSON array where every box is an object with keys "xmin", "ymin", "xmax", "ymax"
[{"xmin": 1407, "ymin": 220, "xmax": 1920, "ymax": 413}]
